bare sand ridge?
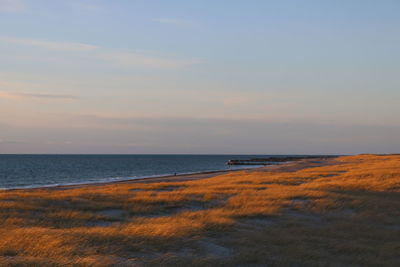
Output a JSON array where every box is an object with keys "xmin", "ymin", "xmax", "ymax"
[{"xmin": 0, "ymin": 155, "xmax": 399, "ymax": 266}]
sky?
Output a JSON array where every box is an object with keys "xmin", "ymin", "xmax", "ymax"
[{"xmin": 0, "ymin": 0, "xmax": 399, "ymax": 154}]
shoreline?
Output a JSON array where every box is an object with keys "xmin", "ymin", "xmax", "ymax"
[
  {"xmin": 2, "ymin": 157, "xmax": 338, "ymax": 192},
  {"xmin": 1, "ymin": 165, "xmax": 267, "ymax": 191}
]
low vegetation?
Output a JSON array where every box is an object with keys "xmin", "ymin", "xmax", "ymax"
[{"xmin": 0, "ymin": 154, "xmax": 399, "ymax": 266}]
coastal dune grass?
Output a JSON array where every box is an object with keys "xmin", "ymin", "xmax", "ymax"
[{"xmin": 0, "ymin": 154, "xmax": 399, "ymax": 266}]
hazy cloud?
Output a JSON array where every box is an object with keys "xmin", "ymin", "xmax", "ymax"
[
  {"xmin": 222, "ymin": 96, "xmax": 253, "ymax": 107},
  {"xmin": 0, "ymin": 37, "xmax": 98, "ymax": 51},
  {"xmin": 0, "ymin": 91, "xmax": 78, "ymax": 100},
  {"xmin": 1, "ymin": 36, "xmax": 202, "ymax": 69},
  {"xmin": 0, "ymin": 0, "xmax": 25, "ymax": 12},
  {"xmin": 2, "ymin": 113, "xmax": 399, "ymax": 154},
  {"xmin": 97, "ymin": 51, "xmax": 202, "ymax": 69}
]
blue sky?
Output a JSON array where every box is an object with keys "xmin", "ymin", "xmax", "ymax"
[{"xmin": 0, "ymin": 0, "xmax": 399, "ymax": 154}]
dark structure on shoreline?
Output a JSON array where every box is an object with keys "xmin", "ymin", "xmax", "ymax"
[{"xmin": 227, "ymin": 156, "xmax": 336, "ymax": 165}]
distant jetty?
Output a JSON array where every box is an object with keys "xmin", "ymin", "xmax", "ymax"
[{"xmin": 226, "ymin": 156, "xmax": 336, "ymax": 165}]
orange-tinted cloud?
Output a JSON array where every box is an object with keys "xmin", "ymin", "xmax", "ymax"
[
  {"xmin": 0, "ymin": 37, "xmax": 97, "ymax": 51},
  {"xmin": 0, "ymin": 91, "xmax": 78, "ymax": 100}
]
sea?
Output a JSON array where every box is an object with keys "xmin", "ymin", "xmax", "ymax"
[{"xmin": 0, "ymin": 154, "xmax": 299, "ymax": 190}]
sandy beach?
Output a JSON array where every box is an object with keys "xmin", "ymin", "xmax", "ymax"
[
  {"xmin": 0, "ymin": 155, "xmax": 399, "ymax": 266},
  {"xmin": 26, "ymin": 158, "xmax": 333, "ymax": 191},
  {"xmin": 1, "ymin": 157, "xmax": 333, "ymax": 192}
]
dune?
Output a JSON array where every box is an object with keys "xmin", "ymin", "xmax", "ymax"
[{"xmin": 0, "ymin": 154, "xmax": 399, "ymax": 266}]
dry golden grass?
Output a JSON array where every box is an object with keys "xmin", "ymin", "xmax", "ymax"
[{"xmin": 0, "ymin": 154, "xmax": 399, "ymax": 266}]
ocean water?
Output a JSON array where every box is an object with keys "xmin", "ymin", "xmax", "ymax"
[{"xmin": 0, "ymin": 154, "xmax": 295, "ymax": 190}]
